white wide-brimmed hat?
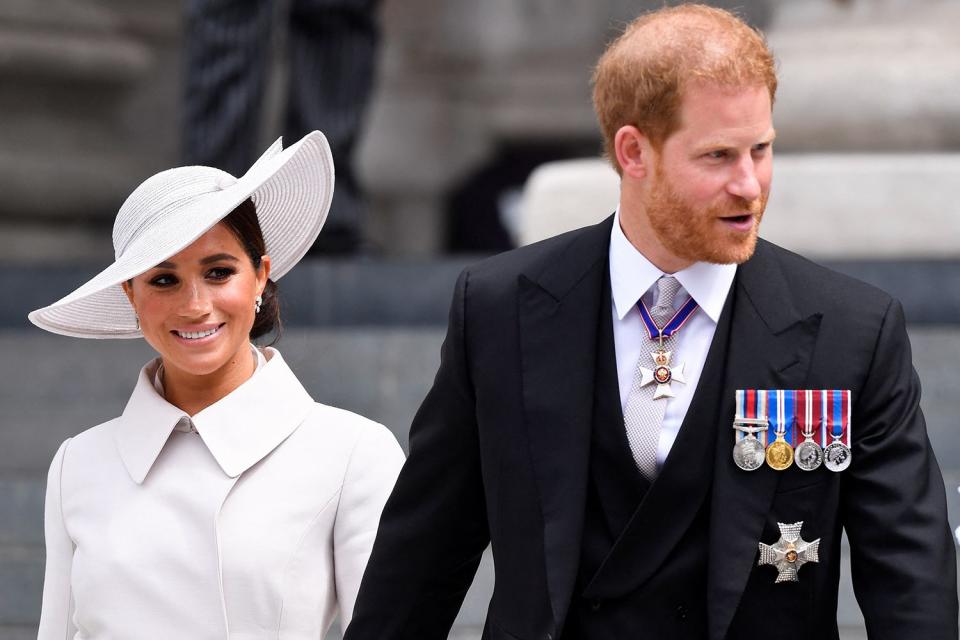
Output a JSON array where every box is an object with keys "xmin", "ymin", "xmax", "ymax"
[{"xmin": 29, "ymin": 131, "xmax": 334, "ymax": 339}]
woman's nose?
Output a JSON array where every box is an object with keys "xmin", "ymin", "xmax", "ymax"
[{"xmin": 177, "ymin": 281, "xmax": 212, "ymax": 317}]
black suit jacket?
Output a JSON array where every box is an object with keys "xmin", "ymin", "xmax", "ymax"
[{"xmin": 347, "ymin": 216, "xmax": 958, "ymax": 640}]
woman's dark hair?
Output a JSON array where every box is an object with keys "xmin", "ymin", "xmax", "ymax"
[{"xmin": 221, "ymin": 198, "xmax": 281, "ymax": 343}]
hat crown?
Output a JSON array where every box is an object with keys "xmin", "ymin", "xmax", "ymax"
[{"xmin": 112, "ymin": 166, "xmax": 236, "ymax": 259}]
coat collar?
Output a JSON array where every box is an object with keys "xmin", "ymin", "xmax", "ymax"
[{"xmin": 115, "ymin": 348, "xmax": 315, "ymax": 483}]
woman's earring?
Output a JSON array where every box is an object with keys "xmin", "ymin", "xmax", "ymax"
[{"xmin": 255, "ymin": 294, "xmax": 263, "ymax": 314}]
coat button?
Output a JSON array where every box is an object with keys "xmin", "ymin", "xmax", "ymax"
[{"xmin": 590, "ymin": 599, "xmax": 603, "ymax": 612}]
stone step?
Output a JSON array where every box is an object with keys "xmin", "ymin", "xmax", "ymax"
[{"xmin": 768, "ymin": 1, "xmax": 960, "ymax": 151}]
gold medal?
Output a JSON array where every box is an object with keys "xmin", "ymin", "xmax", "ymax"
[{"xmin": 765, "ymin": 434, "xmax": 794, "ymax": 471}]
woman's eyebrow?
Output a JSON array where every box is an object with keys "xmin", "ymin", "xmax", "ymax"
[{"xmin": 200, "ymin": 253, "xmax": 240, "ymax": 265}]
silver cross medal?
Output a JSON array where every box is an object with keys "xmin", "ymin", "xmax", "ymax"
[
  {"xmin": 758, "ymin": 521, "xmax": 820, "ymax": 583},
  {"xmin": 639, "ymin": 336, "xmax": 687, "ymax": 400}
]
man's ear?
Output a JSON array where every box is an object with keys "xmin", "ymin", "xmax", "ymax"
[{"xmin": 614, "ymin": 125, "xmax": 653, "ymax": 180}]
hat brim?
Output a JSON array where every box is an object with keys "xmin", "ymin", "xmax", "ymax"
[{"xmin": 28, "ymin": 131, "xmax": 334, "ymax": 339}]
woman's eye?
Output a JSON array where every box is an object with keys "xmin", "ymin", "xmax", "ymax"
[
  {"xmin": 148, "ymin": 274, "xmax": 177, "ymax": 287},
  {"xmin": 207, "ymin": 267, "xmax": 235, "ymax": 280}
]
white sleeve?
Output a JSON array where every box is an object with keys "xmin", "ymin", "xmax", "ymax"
[
  {"xmin": 333, "ymin": 424, "xmax": 405, "ymax": 629},
  {"xmin": 37, "ymin": 439, "xmax": 77, "ymax": 640}
]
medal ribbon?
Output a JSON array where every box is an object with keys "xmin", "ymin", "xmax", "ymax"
[
  {"xmin": 824, "ymin": 389, "xmax": 851, "ymax": 445},
  {"xmin": 637, "ymin": 296, "xmax": 699, "ymax": 340},
  {"xmin": 765, "ymin": 389, "xmax": 797, "ymax": 445},
  {"xmin": 735, "ymin": 389, "xmax": 768, "ymax": 446},
  {"xmin": 799, "ymin": 389, "xmax": 823, "ymax": 444}
]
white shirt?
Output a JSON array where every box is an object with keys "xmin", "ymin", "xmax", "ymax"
[
  {"xmin": 39, "ymin": 348, "xmax": 405, "ymax": 639},
  {"xmin": 609, "ymin": 210, "xmax": 736, "ymax": 466}
]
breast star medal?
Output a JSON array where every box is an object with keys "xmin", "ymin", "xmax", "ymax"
[
  {"xmin": 639, "ymin": 346, "xmax": 687, "ymax": 399},
  {"xmin": 758, "ymin": 521, "xmax": 820, "ymax": 583},
  {"xmin": 732, "ymin": 417, "xmax": 768, "ymax": 472}
]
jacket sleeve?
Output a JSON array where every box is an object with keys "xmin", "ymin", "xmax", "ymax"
[
  {"xmin": 345, "ymin": 269, "xmax": 491, "ymax": 639},
  {"xmin": 37, "ymin": 439, "xmax": 78, "ymax": 640},
  {"xmin": 843, "ymin": 298, "xmax": 958, "ymax": 639},
  {"xmin": 334, "ymin": 423, "xmax": 405, "ymax": 630}
]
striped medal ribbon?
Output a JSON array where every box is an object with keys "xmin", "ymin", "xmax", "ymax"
[
  {"xmin": 822, "ymin": 390, "xmax": 852, "ymax": 472},
  {"xmin": 732, "ymin": 389, "xmax": 769, "ymax": 471}
]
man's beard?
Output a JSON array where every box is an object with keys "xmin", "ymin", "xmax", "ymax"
[{"xmin": 646, "ymin": 171, "xmax": 767, "ymax": 266}]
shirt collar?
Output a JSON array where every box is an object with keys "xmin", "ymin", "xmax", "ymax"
[
  {"xmin": 609, "ymin": 208, "xmax": 736, "ymax": 322},
  {"xmin": 115, "ymin": 347, "xmax": 315, "ymax": 483}
]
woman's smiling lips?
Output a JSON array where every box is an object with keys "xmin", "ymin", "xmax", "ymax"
[{"xmin": 170, "ymin": 323, "xmax": 225, "ymax": 344}]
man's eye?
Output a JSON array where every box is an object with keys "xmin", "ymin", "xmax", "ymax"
[
  {"xmin": 148, "ymin": 274, "xmax": 177, "ymax": 287},
  {"xmin": 207, "ymin": 267, "xmax": 235, "ymax": 280},
  {"xmin": 752, "ymin": 143, "xmax": 771, "ymax": 153},
  {"xmin": 707, "ymin": 150, "xmax": 728, "ymax": 159}
]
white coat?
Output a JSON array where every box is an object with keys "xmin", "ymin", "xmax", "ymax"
[{"xmin": 38, "ymin": 348, "xmax": 405, "ymax": 639}]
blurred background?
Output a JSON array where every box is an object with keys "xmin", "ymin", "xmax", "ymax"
[{"xmin": 1, "ymin": 0, "xmax": 958, "ymax": 637}]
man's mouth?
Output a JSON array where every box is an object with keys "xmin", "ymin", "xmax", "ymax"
[{"xmin": 719, "ymin": 213, "xmax": 755, "ymax": 231}]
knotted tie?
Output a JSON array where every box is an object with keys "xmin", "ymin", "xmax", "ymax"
[{"xmin": 623, "ymin": 276, "xmax": 682, "ymax": 480}]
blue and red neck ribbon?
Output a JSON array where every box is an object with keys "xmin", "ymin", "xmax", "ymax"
[{"xmin": 637, "ymin": 296, "xmax": 700, "ymax": 340}]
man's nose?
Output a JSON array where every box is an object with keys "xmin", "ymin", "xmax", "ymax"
[{"xmin": 727, "ymin": 156, "xmax": 762, "ymax": 202}]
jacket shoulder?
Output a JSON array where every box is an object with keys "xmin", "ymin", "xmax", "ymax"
[
  {"xmin": 60, "ymin": 416, "xmax": 123, "ymax": 454},
  {"xmin": 757, "ymin": 239, "xmax": 894, "ymax": 316},
  {"xmin": 463, "ymin": 217, "xmax": 612, "ymax": 297},
  {"xmin": 296, "ymin": 403, "xmax": 402, "ymax": 457}
]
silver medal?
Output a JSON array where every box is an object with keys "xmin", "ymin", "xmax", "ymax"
[
  {"xmin": 758, "ymin": 521, "xmax": 820, "ymax": 583},
  {"xmin": 733, "ymin": 435, "xmax": 766, "ymax": 471},
  {"xmin": 732, "ymin": 417, "xmax": 768, "ymax": 472},
  {"xmin": 823, "ymin": 441, "xmax": 851, "ymax": 472},
  {"xmin": 794, "ymin": 439, "xmax": 823, "ymax": 472}
]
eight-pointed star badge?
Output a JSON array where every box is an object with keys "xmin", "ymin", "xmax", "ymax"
[
  {"xmin": 639, "ymin": 349, "xmax": 686, "ymax": 399},
  {"xmin": 758, "ymin": 521, "xmax": 820, "ymax": 583}
]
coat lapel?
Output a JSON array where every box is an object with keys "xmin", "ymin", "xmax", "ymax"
[
  {"xmin": 518, "ymin": 216, "xmax": 613, "ymax": 630},
  {"xmin": 707, "ymin": 240, "xmax": 823, "ymax": 640}
]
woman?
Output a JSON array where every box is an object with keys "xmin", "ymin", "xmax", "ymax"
[{"xmin": 29, "ymin": 132, "xmax": 405, "ymax": 638}]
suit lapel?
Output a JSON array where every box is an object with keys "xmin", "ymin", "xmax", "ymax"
[
  {"xmin": 707, "ymin": 240, "xmax": 822, "ymax": 640},
  {"xmin": 518, "ymin": 216, "xmax": 613, "ymax": 629}
]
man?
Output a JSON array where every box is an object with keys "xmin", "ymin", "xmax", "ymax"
[
  {"xmin": 346, "ymin": 5, "xmax": 958, "ymax": 639},
  {"xmin": 183, "ymin": 0, "xmax": 379, "ymax": 253}
]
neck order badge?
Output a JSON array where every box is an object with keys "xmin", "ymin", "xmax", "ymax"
[
  {"xmin": 732, "ymin": 389, "xmax": 852, "ymax": 473},
  {"xmin": 636, "ymin": 296, "xmax": 699, "ymax": 399}
]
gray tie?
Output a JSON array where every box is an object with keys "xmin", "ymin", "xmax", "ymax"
[{"xmin": 624, "ymin": 276, "xmax": 682, "ymax": 480}]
